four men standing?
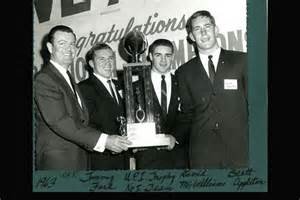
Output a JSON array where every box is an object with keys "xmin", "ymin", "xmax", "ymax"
[{"xmin": 34, "ymin": 10, "xmax": 248, "ymax": 170}]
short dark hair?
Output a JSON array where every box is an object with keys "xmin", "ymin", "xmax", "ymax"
[
  {"xmin": 186, "ymin": 10, "xmax": 216, "ymax": 34},
  {"xmin": 84, "ymin": 43, "xmax": 113, "ymax": 74},
  {"xmin": 148, "ymin": 39, "xmax": 174, "ymax": 55},
  {"xmin": 47, "ymin": 25, "xmax": 76, "ymax": 44}
]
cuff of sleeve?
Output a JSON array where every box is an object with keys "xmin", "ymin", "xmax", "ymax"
[{"xmin": 93, "ymin": 133, "xmax": 108, "ymax": 152}]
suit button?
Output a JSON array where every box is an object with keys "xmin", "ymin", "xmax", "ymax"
[
  {"xmin": 201, "ymin": 97, "xmax": 206, "ymax": 102},
  {"xmin": 81, "ymin": 119, "xmax": 85, "ymax": 123}
]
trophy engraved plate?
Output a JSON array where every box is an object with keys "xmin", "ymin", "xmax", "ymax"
[
  {"xmin": 121, "ymin": 30, "xmax": 170, "ymax": 148},
  {"xmin": 127, "ymin": 123, "xmax": 170, "ymax": 148}
]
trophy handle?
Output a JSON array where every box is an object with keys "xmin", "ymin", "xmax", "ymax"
[
  {"xmin": 135, "ymin": 105, "xmax": 145, "ymax": 123},
  {"xmin": 123, "ymin": 44, "xmax": 133, "ymax": 58},
  {"xmin": 141, "ymin": 34, "xmax": 148, "ymax": 54}
]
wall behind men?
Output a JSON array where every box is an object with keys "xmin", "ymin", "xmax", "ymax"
[{"xmin": 33, "ymin": 0, "xmax": 247, "ymax": 82}]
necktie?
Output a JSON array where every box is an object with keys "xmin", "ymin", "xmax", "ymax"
[
  {"xmin": 208, "ymin": 55, "xmax": 216, "ymax": 83},
  {"xmin": 161, "ymin": 75, "xmax": 167, "ymax": 117},
  {"xmin": 66, "ymin": 71, "xmax": 78, "ymax": 100},
  {"xmin": 107, "ymin": 80, "xmax": 118, "ymax": 104}
]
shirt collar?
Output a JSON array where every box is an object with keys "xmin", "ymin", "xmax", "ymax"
[
  {"xmin": 151, "ymin": 70, "xmax": 172, "ymax": 79},
  {"xmin": 50, "ymin": 60, "xmax": 69, "ymax": 75},
  {"xmin": 93, "ymin": 72, "xmax": 111, "ymax": 84},
  {"xmin": 198, "ymin": 47, "xmax": 221, "ymax": 66},
  {"xmin": 199, "ymin": 47, "xmax": 221, "ymax": 57}
]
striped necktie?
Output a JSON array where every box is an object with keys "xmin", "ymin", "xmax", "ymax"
[
  {"xmin": 107, "ymin": 80, "xmax": 118, "ymax": 104},
  {"xmin": 161, "ymin": 74, "xmax": 167, "ymax": 117},
  {"xmin": 208, "ymin": 55, "xmax": 216, "ymax": 83}
]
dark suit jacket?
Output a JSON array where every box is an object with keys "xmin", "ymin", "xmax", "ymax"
[
  {"xmin": 176, "ymin": 48, "xmax": 248, "ymax": 169},
  {"xmin": 135, "ymin": 74, "xmax": 189, "ymax": 169},
  {"xmin": 78, "ymin": 74, "xmax": 128, "ymax": 170},
  {"xmin": 34, "ymin": 63, "xmax": 100, "ymax": 170}
]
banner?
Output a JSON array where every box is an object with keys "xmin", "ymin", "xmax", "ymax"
[
  {"xmin": 34, "ymin": 0, "xmax": 246, "ymax": 82},
  {"xmin": 32, "ymin": 0, "xmax": 269, "ymax": 193}
]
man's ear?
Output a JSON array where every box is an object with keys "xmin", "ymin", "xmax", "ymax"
[
  {"xmin": 171, "ymin": 53, "xmax": 175, "ymax": 60},
  {"xmin": 46, "ymin": 42, "xmax": 53, "ymax": 54},
  {"xmin": 214, "ymin": 25, "xmax": 219, "ymax": 36},
  {"xmin": 149, "ymin": 53, "xmax": 153, "ymax": 62},
  {"xmin": 88, "ymin": 60, "xmax": 94, "ymax": 68},
  {"xmin": 189, "ymin": 32, "xmax": 195, "ymax": 42}
]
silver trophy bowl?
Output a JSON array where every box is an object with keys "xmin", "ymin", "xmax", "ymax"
[{"xmin": 123, "ymin": 30, "xmax": 148, "ymax": 63}]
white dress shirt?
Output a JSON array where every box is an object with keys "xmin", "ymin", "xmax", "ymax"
[
  {"xmin": 199, "ymin": 47, "xmax": 221, "ymax": 77},
  {"xmin": 151, "ymin": 70, "xmax": 172, "ymax": 112}
]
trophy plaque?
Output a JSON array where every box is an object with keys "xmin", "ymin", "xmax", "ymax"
[{"xmin": 121, "ymin": 30, "xmax": 170, "ymax": 148}]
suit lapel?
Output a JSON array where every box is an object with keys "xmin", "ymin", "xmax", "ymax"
[
  {"xmin": 196, "ymin": 56, "xmax": 211, "ymax": 82},
  {"xmin": 74, "ymin": 83, "xmax": 89, "ymax": 115},
  {"xmin": 90, "ymin": 74, "xmax": 119, "ymax": 105},
  {"xmin": 192, "ymin": 56, "xmax": 213, "ymax": 90},
  {"xmin": 150, "ymin": 81, "xmax": 162, "ymax": 113},
  {"xmin": 46, "ymin": 63, "xmax": 87, "ymax": 116},
  {"xmin": 215, "ymin": 48, "xmax": 226, "ymax": 80},
  {"xmin": 46, "ymin": 63, "xmax": 74, "ymax": 97},
  {"xmin": 151, "ymin": 75, "xmax": 178, "ymax": 118},
  {"xmin": 167, "ymin": 75, "xmax": 177, "ymax": 117},
  {"xmin": 112, "ymin": 79, "xmax": 123, "ymax": 105}
]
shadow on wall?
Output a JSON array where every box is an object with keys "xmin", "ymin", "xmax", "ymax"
[
  {"xmin": 40, "ymin": 33, "xmax": 50, "ymax": 69},
  {"xmin": 34, "ymin": 33, "xmax": 50, "ymax": 79}
]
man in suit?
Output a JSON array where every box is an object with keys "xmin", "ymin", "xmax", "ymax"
[
  {"xmin": 34, "ymin": 25, "xmax": 131, "ymax": 170},
  {"xmin": 78, "ymin": 43, "xmax": 129, "ymax": 170},
  {"xmin": 134, "ymin": 39, "xmax": 188, "ymax": 169},
  {"xmin": 176, "ymin": 10, "xmax": 248, "ymax": 168}
]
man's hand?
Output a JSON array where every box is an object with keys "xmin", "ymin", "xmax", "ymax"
[
  {"xmin": 105, "ymin": 135, "xmax": 132, "ymax": 153},
  {"xmin": 166, "ymin": 134, "xmax": 176, "ymax": 150},
  {"xmin": 157, "ymin": 134, "xmax": 176, "ymax": 151}
]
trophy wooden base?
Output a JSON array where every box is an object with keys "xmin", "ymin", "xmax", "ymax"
[{"xmin": 127, "ymin": 122, "xmax": 170, "ymax": 148}]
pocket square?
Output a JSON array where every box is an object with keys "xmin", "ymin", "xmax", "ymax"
[{"xmin": 118, "ymin": 89, "xmax": 123, "ymax": 98}]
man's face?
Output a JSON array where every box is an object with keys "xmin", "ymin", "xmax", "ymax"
[
  {"xmin": 90, "ymin": 48, "xmax": 114, "ymax": 79},
  {"xmin": 189, "ymin": 16, "xmax": 219, "ymax": 52},
  {"xmin": 150, "ymin": 45, "xmax": 174, "ymax": 74},
  {"xmin": 47, "ymin": 31, "xmax": 76, "ymax": 69}
]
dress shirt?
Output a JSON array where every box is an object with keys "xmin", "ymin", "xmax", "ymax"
[
  {"xmin": 151, "ymin": 70, "xmax": 172, "ymax": 112},
  {"xmin": 199, "ymin": 47, "xmax": 221, "ymax": 77},
  {"xmin": 93, "ymin": 73, "xmax": 119, "ymax": 104}
]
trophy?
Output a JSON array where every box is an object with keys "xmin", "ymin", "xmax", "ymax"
[{"xmin": 121, "ymin": 30, "xmax": 170, "ymax": 148}]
